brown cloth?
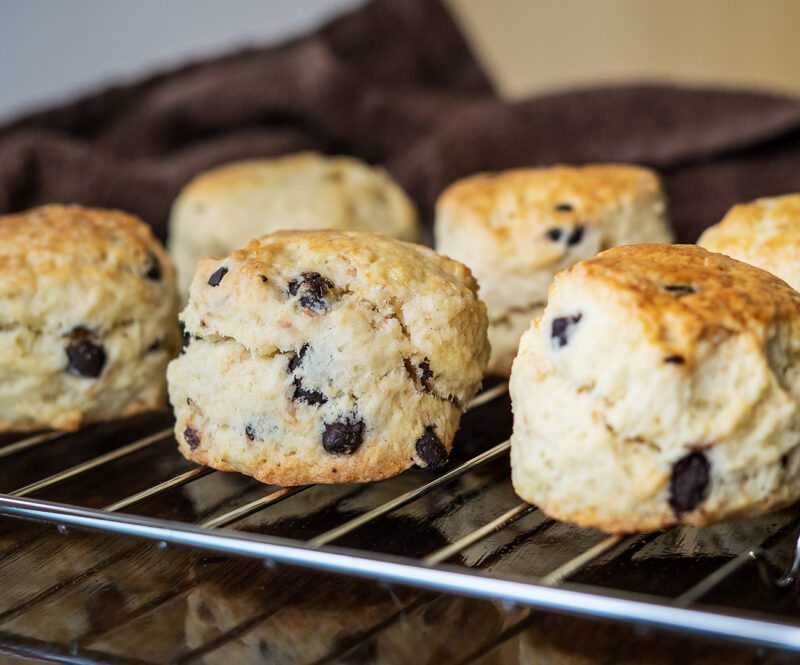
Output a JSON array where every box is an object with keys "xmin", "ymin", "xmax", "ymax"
[{"xmin": 3, "ymin": 0, "xmax": 800, "ymax": 244}]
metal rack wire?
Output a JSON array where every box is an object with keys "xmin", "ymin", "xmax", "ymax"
[{"xmin": 1, "ymin": 380, "xmax": 800, "ymax": 661}]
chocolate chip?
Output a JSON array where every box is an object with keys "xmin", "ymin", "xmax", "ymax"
[
  {"xmin": 144, "ymin": 253, "xmax": 162, "ymax": 281},
  {"xmin": 287, "ymin": 344, "xmax": 309, "ymax": 372},
  {"xmin": 782, "ymin": 454, "xmax": 789, "ymax": 469},
  {"xmin": 664, "ymin": 355, "xmax": 685, "ymax": 364},
  {"xmin": 415, "ymin": 426, "xmax": 448, "ymax": 469},
  {"xmin": 551, "ymin": 314, "xmax": 582, "ymax": 347},
  {"xmin": 184, "ymin": 427, "xmax": 201, "ymax": 450},
  {"xmin": 259, "ymin": 275, "xmax": 268, "ymax": 283},
  {"xmin": 245, "ymin": 425, "xmax": 256, "ymax": 441},
  {"xmin": 419, "ymin": 359, "xmax": 433, "ymax": 388},
  {"xmin": 664, "ymin": 285, "xmax": 696, "ymax": 297},
  {"xmin": 322, "ymin": 415, "xmax": 365, "ymax": 455},
  {"xmin": 288, "ymin": 272, "xmax": 334, "ymax": 312},
  {"xmin": 292, "ymin": 378, "xmax": 327, "ymax": 405},
  {"xmin": 147, "ymin": 338, "xmax": 161, "ymax": 353},
  {"xmin": 208, "ymin": 266, "xmax": 228, "ymax": 287},
  {"xmin": 555, "ymin": 203, "xmax": 574, "ymax": 212},
  {"xmin": 546, "ymin": 228, "xmax": 563, "ymax": 242},
  {"xmin": 566, "ymin": 225, "xmax": 585, "ymax": 246},
  {"xmin": 669, "ymin": 451, "xmax": 710, "ymax": 513},
  {"xmin": 66, "ymin": 328, "xmax": 106, "ymax": 378}
]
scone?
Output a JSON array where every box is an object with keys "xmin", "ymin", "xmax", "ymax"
[
  {"xmin": 510, "ymin": 244, "xmax": 800, "ymax": 533},
  {"xmin": 699, "ymin": 192, "xmax": 800, "ymax": 291},
  {"xmin": 0, "ymin": 205, "xmax": 181, "ymax": 431},
  {"xmin": 167, "ymin": 230, "xmax": 489, "ymax": 485},
  {"xmin": 435, "ymin": 164, "xmax": 672, "ymax": 376},
  {"xmin": 168, "ymin": 152, "xmax": 419, "ymax": 297}
]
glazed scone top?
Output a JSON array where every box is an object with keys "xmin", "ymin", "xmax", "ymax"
[
  {"xmin": 0, "ymin": 204, "xmax": 176, "ymax": 326},
  {"xmin": 182, "ymin": 230, "xmax": 487, "ymax": 403},
  {"xmin": 698, "ymin": 193, "xmax": 800, "ymax": 291},
  {"xmin": 550, "ymin": 243, "xmax": 800, "ymax": 365},
  {"xmin": 436, "ymin": 164, "xmax": 666, "ymax": 262},
  {"xmin": 171, "ymin": 152, "xmax": 419, "ymax": 244}
]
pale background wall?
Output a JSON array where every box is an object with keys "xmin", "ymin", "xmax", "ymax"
[
  {"xmin": 447, "ymin": 0, "xmax": 800, "ymax": 98},
  {"xmin": 1, "ymin": 0, "xmax": 799, "ymax": 120}
]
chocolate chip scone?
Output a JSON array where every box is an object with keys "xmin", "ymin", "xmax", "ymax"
[
  {"xmin": 168, "ymin": 152, "xmax": 419, "ymax": 298},
  {"xmin": 0, "ymin": 205, "xmax": 181, "ymax": 431},
  {"xmin": 435, "ymin": 164, "xmax": 672, "ymax": 376},
  {"xmin": 510, "ymin": 244, "xmax": 800, "ymax": 533},
  {"xmin": 167, "ymin": 230, "xmax": 489, "ymax": 485},
  {"xmin": 699, "ymin": 192, "xmax": 800, "ymax": 291}
]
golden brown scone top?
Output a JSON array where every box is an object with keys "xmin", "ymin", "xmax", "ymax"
[
  {"xmin": 698, "ymin": 193, "xmax": 800, "ymax": 290},
  {"xmin": 176, "ymin": 152, "xmax": 332, "ymax": 195},
  {"xmin": 188, "ymin": 229, "xmax": 477, "ymax": 304},
  {"xmin": 437, "ymin": 164, "xmax": 663, "ymax": 229},
  {"xmin": 182, "ymin": 230, "xmax": 483, "ymax": 353},
  {"xmin": 558, "ymin": 244, "xmax": 800, "ymax": 357},
  {"xmin": 0, "ymin": 204, "xmax": 169, "ymax": 281},
  {"xmin": 173, "ymin": 152, "xmax": 417, "ymax": 232}
]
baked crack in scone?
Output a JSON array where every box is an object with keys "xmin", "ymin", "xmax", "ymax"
[
  {"xmin": 435, "ymin": 164, "xmax": 673, "ymax": 376},
  {"xmin": 699, "ymin": 192, "xmax": 800, "ymax": 291},
  {"xmin": 168, "ymin": 152, "xmax": 419, "ymax": 298},
  {"xmin": 167, "ymin": 230, "xmax": 489, "ymax": 485},
  {"xmin": 0, "ymin": 205, "xmax": 181, "ymax": 431},
  {"xmin": 510, "ymin": 244, "xmax": 800, "ymax": 533}
]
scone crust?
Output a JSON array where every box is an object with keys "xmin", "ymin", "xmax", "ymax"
[
  {"xmin": 698, "ymin": 193, "xmax": 800, "ymax": 292},
  {"xmin": 510, "ymin": 244, "xmax": 800, "ymax": 532},
  {"xmin": 435, "ymin": 164, "xmax": 672, "ymax": 376},
  {"xmin": 168, "ymin": 152, "xmax": 419, "ymax": 296},
  {"xmin": 168, "ymin": 230, "xmax": 489, "ymax": 485},
  {"xmin": 0, "ymin": 205, "xmax": 181, "ymax": 431}
]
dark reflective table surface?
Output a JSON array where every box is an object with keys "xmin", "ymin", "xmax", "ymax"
[{"xmin": 0, "ymin": 386, "xmax": 798, "ymax": 664}]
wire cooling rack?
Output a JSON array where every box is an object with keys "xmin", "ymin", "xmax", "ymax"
[{"xmin": 1, "ymin": 380, "xmax": 800, "ymax": 661}]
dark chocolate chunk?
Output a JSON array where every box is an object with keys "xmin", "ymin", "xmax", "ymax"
[
  {"xmin": 287, "ymin": 343, "xmax": 309, "ymax": 373},
  {"xmin": 415, "ymin": 426, "xmax": 448, "ymax": 469},
  {"xmin": 245, "ymin": 425, "xmax": 256, "ymax": 441},
  {"xmin": 551, "ymin": 314, "xmax": 582, "ymax": 347},
  {"xmin": 292, "ymin": 378, "xmax": 327, "ymax": 405},
  {"xmin": 66, "ymin": 328, "xmax": 106, "ymax": 378},
  {"xmin": 782, "ymin": 454, "xmax": 789, "ymax": 469},
  {"xmin": 669, "ymin": 450, "xmax": 710, "ymax": 513},
  {"xmin": 664, "ymin": 284, "xmax": 696, "ymax": 297},
  {"xmin": 184, "ymin": 427, "xmax": 201, "ymax": 450},
  {"xmin": 404, "ymin": 357, "xmax": 435, "ymax": 392},
  {"xmin": 419, "ymin": 359, "xmax": 433, "ymax": 388},
  {"xmin": 555, "ymin": 203, "xmax": 574, "ymax": 212},
  {"xmin": 259, "ymin": 275, "xmax": 268, "ymax": 283},
  {"xmin": 566, "ymin": 225, "xmax": 585, "ymax": 246},
  {"xmin": 322, "ymin": 415, "xmax": 365, "ymax": 455},
  {"xmin": 288, "ymin": 272, "xmax": 334, "ymax": 312},
  {"xmin": 180, "ymin": 324, "xmax": 191, "ymax": 349},
  {"xmin": 144, "ymin": 253, "xmax": 162, "ymax": 281},
  {"xmin": 207, "ymin": 266, "xmax": 228, "ymax": 287},
  {"xmin": 664, "ymin": 355, "xmax": 685, "ymax": 364},
  {"xmin": 546, "ymin": 228, "xmax": 563, "ymax": 242}
]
